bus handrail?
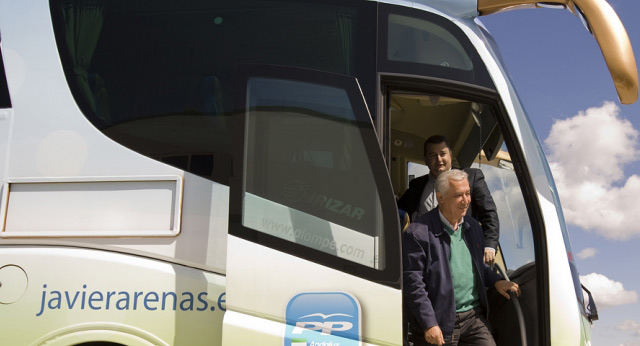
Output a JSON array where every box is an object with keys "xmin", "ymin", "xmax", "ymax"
[{"xmin": 495, "ymin": 263, "xmax": 528, "ymax": 346}]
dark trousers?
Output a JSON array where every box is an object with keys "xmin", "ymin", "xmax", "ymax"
[{"xmin": 411, "ymin": 307, "xmax": 496, "ymax": 346}]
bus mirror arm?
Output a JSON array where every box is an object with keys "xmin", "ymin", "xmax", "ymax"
[
  {"xmin": 573, "ymin": 0, "xmax": 638, "ymax": 105},
  {"xmin": 494, "ymin": 264, "xmax": 528, "ymax": 346},
  {"xmin": 477, "ymin": 0, "xmax": 639, "ymax": 104},
  {"xmin": 581, "ymin": 284, "xmax": 599, "ymax": 323}
]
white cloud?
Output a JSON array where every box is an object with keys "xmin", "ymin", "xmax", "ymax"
[
  {"xmin": 545, "ymin": 101, "xmax": 640, "ymax": 240},
  {"xmin": 576, "ymin": 247, "xmax": 598, "ymax": 260},
  {"xmin": 617, "ymin": 320, "xmax": 640, "ymax": 336},
  {"xmin": 580, "ymin": 273, "xmax": 638, "ymax": 309}
]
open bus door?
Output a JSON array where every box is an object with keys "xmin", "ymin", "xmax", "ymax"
[{"xmin": 222, "ymin": 65, "xmax": 403, "ymax": 345}]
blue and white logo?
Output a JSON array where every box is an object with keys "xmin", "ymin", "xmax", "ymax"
[{"xmin": 285, "ymin": 292, "xmax": 361, "ymax": 346}]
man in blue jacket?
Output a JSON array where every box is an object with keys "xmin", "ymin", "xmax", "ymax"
[{"xmin": 402, "ymin": 169, "xmax": 519, "ymax": 346}]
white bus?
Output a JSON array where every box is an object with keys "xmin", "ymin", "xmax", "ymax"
[{"xmin": 0, "ymin": 0, "xmax": 636, "ymax": 345}]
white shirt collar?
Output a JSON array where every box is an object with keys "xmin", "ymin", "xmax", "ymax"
[{"xmin": 438, "ymin": 208, "xmax": 463, "ymax": 231}]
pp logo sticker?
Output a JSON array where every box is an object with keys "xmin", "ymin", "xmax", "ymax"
[{"xmin": 285, "ymin": 292, "xmax": 361, "ymax": 346}]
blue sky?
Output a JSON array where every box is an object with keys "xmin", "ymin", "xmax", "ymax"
[{"xmin": 481, "ymin": 2, "xmax": 640, "ymax": 345}]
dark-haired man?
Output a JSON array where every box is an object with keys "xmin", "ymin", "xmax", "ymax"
[{"xmin": 398, "ymin": 135, "xmax": 499, "ymax": 265}]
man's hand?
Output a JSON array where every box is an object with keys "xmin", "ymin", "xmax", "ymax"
[
  {"xmin": 424, "ymin": 326, "xmax": 445, "ymax": 346},
  {"xmin": 484, "ymin": 248, "xmax": 496, "ymax": 266},
  {"xmin": 495, "ymin": 280, "xmax": 520, "ymax": 299}
]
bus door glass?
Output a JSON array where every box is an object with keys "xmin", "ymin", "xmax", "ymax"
[
  {"xmin": 230, "ymin": 65, "xmax": 400, "ymax": 279},
  {"xmin": 224, "ymin": 65, "xmax": 402, "ymax": 344}
]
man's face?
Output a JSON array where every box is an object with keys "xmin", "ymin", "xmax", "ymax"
[
  {"xmin": 425, "ymin": 142, "xmax": 452, "ymax": 177},
  {"xmin": 437, "ymin": 178, "xmax": 471, "ymax": 223}
]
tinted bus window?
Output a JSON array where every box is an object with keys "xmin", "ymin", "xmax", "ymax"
[{"xmin": 50, "ymin": 0, "xmax": 372, "ymax": 184}]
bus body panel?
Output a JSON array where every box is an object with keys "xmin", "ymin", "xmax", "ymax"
[
  {"xmin": 0, "ymin": 246, "xmax": 226, "ymax": 346},
  {"xmin": 538, "ymin": 195, "xmax": 582, "ymax": 345},
  {"xmin": 223, "ymin": 236, "xmax": 402, "ymax": 345},
  {"xmin": 0, "ymin": 0, "xmax": 230, "ymax": 274}
]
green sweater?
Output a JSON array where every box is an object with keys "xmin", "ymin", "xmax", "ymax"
[{"xmin": 444, "ymin": 222, "xmax": 480, "ymax": 312}]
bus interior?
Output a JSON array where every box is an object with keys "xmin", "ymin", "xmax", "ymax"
[{"xmin": 386, "ymin": 87, "xmax": 542, "ymax": 345}]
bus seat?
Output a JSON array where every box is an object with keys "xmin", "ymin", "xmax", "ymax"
[{"xmin": 399, "ymin": 208, "xmax": 410, "ymax": 231}]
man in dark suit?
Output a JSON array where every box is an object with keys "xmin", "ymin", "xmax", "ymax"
[
  {"xmin": 398, "ymin": 135, "xmax": 499, "ymax": 265},
  {"xmin": 403, "ymin": 169, "xmax": 519, "ymax": 345}
]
